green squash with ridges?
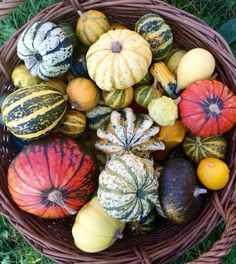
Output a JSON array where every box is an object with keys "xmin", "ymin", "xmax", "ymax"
[
  {"xmin": 1, "ymin": 85, "xmax": 67, "ymax": 139},
  {"xmin": 97, "ymin": 153, "xmax": 159, "ymax": 222},
  {"xmin": 135, "ymin": 13, "xmax": 173, "ymax": 61},
  {"xmin": 86, "ymin": 100, "xmax": 113, "ymax": 130},
  {"xmin": 183, "ymin": 133, "xmax": 227, "ymax": 164}
]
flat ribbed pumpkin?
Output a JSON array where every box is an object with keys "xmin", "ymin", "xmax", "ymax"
[
  {"xmin": 97, "ymin": 154, "xmax": 158, "ymax": 222},
  {"xmin": 102, "ymin": 87, "xmax": 134, "ymax": 109},
  {"xmin": 1, "ymin": 85, "xmax": 67, "ymax": 139},
  {"xmin": 58, "ymin": 110, "xmax": 86, "ymax": 137},
  {"xmin": 86, "ymin": 29, "xmax": 152, "ymax": 90},
  {"xmin": 183, "ymin": 133, "xmax": 227, "ymax": 163},
  {"xmin": 76, "ymin": 10, "xmax": 109, "ymax": 46},
  {"xmin": 86, "ymin": 100, "xmax": 113, "ymax": 130},
  {"xmin": 95, "ymin": 107, "xmax": 165, "ymax": 158},
  {"xmin": 179, "ymin": 80, "xmax": 236, "ymax": 137},
  {"xmin": 17, "ymin": 21, "xmax": 73, "ymax": 80},
  {"xmin": 135, "ymin": 13, "xmax": 173, "ymax": 61},
  {"xmin": 8, "ymin": 137, "xmax": 98, "ymax": 218}
]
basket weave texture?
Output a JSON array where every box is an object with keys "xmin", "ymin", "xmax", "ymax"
[{"xmin": 0, "ymin": 0, "xmax": 236, "ymax": 263}]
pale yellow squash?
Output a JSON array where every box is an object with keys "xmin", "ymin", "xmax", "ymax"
[
  {"xmin": 86, "ymin": 29, "xmax": 152, "ymax": 91},
  {"xmin": 72, "ymin": 196, "xmax": 125, "ymax": 253}
]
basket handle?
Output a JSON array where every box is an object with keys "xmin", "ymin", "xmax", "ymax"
[{"xmin": 0, "ymin": 0, "xmax": 23, "ymax": 20}]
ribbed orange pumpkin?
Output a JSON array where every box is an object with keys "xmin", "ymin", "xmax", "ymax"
[
  {"xmin": 179, "ymin": 80, "xmax": 236, "ymax": 137},
  {"xmin": 8, "ymin": 137, "xmax": 98, "ymax": 218}
]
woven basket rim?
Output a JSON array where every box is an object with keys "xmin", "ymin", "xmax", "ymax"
[{"xmin": 0, "ymin": 1, "xmax": 236, "ymax": 263}]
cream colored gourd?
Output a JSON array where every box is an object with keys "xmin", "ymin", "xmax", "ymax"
[
  {"xmin": 177, "ymin": 48, "xmax": 215, "ymax": 89},
  {"xmin": 86, "ymin": 29, "xmax": 152, "ymax": 91},
  {"xmin": 72, "ymin": 196, "xmax": 125, "ymax": 253},
  {"xmin": 164, "ymin": 49, "xmax": 186, "ymax": 75}
]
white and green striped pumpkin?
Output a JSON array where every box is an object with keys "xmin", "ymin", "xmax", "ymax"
[
  {"xmin": 102, "ymin": 87, "xmax": 134, "ymax": 109},
  {"xmin": 134, "ymin": 84, "xmax": 162, "ymax": 108},
  {"xmin": 86, "ymin": 29, "xmax": 152, "ymax": 91},
  {"xmin": 1, "ymin": 85, "xmax": 67, "ymax": 139},
  {"xmin": 135, "ymin": 13, "xmax": 173, "ymax": 61},
  {"xmin": 86, "ymin": 100, "xmax": 113, "ymax": 130},
  {"xmin": 95, "ymin": 107, "xmax": 165, "ymax": 158},
  {"xmin": 97, "ymin": 154, "xmax": 158, "ymax": 222},
  {"xmin": 183, "ymin": 133, "xmax": 227, "ymax": 164},
  {"xmin": 17, "ymin": 21, "xmax": 73, "ymax": 80},
  {"xmin": 58, "ymin": 110, "xmax": 86, "ymax": 137}
]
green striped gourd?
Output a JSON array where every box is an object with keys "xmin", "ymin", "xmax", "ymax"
[
  {"xmin": 58, "ymin": 110, "xmax": 86, "ymax": 137},
  {"xmin": 127, "ymin": 210, "xmax": 157, "ymax": 235},
  {"xmin": 135, "ymin": 13, "xmax": 173, "ymax": 61},
  {"xmin": 86, "ymin": 100, "xmax": 113, "ymax": 130},
  {"xmin": 183, "ymin": 133, "xmax": 227, "ymax": 164},
  {"xmin": 134, "ymin": 84, "xmax": 162, "ymax": 108},
  {"xmin": 17, "ymin": 21, "xmax": 73, "ymax": 80},
  {"xmin": 102, "ymin": 87, "xmax": 134, "ymax": 109},
  {"xmin": 1, "ymin": 85, "xmax": 67, "ymax": 139},
  {"xmin": 134, "ymin": 70, "xmax": 154, "ymax": 87},
  {"xmin": 95, "ymin": 108, "xmax": 165, "ymax": 158},
  {"xmin": 59, "ymin": 22, "xmax": 78, "ymax": 50},
  {"xmin": 97, "ymin": 154, "xmax": 158, "ymax": 222}
]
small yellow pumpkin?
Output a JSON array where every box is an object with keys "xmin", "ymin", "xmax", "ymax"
[
  {"xmin": 76, "ymin": 10, "xmax": 109, "ymax": 46},
  {"xmin": 72, "ymin": 196, "xmax": 125, "ymax": 253},
  {"xmin": 86, "ymin": 29, "xmax": 152, "ymax": 91},
  {"xmin": 109, "ymin": 22, "xmax": 128, "ymax": 30},
  {"xmin": 66, "ymin": 77, "xmax": 100, "ymax": 111},
  {"xmin": 11, "ymin": 64, "xmax": 41, "ymax": 88}
]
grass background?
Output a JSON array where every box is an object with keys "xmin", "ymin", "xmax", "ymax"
[{"xmin": 0, "ymin": 0, "xmax": 236, "ymax": 263}]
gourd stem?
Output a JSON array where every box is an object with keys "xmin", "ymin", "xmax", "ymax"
[
  {"xmin": 48, "ymin": 190, "xmax": 77, "ymax": 215},
  {"xmin": 78, "ymin": 10, "xmax": 86, "ymax": 21},
  {"xmin": 111, "ymin": 40, "xmax": 122, "ymax": 53},
  {"xmin": 173, "ymin": 97, "xmax": 181, "ymax": 105},
  {"xmin": 63, "ymin": 94, "xmax": 68, "ymax": 101},
  {"xmin": 115, "ymin": 230, "xmax": 123, "ymax": 239},
  {"xmin": 194, "ymin": 186, "xmax": 207, "ymax": 197},
  {"xmin": 71, "ymin": 102, "xmax": 79, "ymax": 110},
  {"xmin": 196, "ymin": 136, "xmax": 202, "ymax": 147},
  {"xmin": 209, "ymin": 104, "xmax": 221, "ymax": 114},
  {"xmin": 152, "ymin": 78, "xmax": 158, "ymax": 88}
]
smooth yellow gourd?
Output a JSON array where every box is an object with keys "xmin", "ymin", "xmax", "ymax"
[
  {"xmin": 72, "ymin": 196, "xmax": 125, "ymax": 253},
  {"xmin": 177, "ymin": 48, "xmax": 215, "ymax": 89}
]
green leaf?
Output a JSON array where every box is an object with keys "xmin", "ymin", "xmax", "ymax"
[
  {"xmin": 218, "ymin": 18, "xmax": 236, "ymax": 44},
  {"xmin": 0, "ymin": 230, "xmax": 9, "ymax": 239},
  {"xmin": 1, "ymin": 255, "xmax": 10, "ymax": 264}
]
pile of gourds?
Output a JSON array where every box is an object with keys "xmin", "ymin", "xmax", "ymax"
[{"xmin": 0, "ymin": 9, "xmax": 236, "ymax": 253}]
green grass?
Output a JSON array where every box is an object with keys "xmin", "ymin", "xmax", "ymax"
[{"xmin": 0, "ymin": 0, "xmax": 236, "ymax": 263}]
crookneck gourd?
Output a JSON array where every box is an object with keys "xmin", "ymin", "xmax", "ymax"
[{"xmin": 95, "ymin": 107, "xmax": 165, "ymax": 158}]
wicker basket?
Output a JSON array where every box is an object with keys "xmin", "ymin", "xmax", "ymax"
[{"xmin": 0, "ymin": 0, "xmax": 236, "ymax": 263}]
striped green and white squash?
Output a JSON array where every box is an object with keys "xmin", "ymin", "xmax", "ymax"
[
  {"xmin": 102, "ymin": 87, "xmax": 134, "ymax": 109},
  {"xmin": 95, "ymin": 107, "xmax": 165, "ymax": 158},
  {"xmin": 86, "ymin": 100, "xmax": 113, "ymax": 130},
  {"xmin": 1, "ymin": 85, "xmax": 67, "ymax": 139},
  {"xmin": 97, "ymin": 154, "xmax": 158, "ymax": 222},
  {"xmin": 17, "ymin": 21, "xmax": 73, "ymax": 80},
  {"xmin": 134, "ymin": 84, "xmax": 162, "ymax": 108},
  {"xmin": 183, "ymin": 133, "xmax": 227, "ymax": 164},
  {"xmin": 58, "ymin": 110, "xmax": 86, "ymax": 137},
  {"xmin": 135, "ymin": 13, "xmax": 173, "ymax": 61},
  {"xmin": 136, "ymin": 70, "xmax": 154, "ymax": 86}
]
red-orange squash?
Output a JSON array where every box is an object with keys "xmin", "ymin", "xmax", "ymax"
[
  {"xmin": 8, "ymin": 137, "xmax": 98, "ymax": 218},
  {"xmin": 179, "ymin": 80, "xmax": 236, "ymax": 137}
]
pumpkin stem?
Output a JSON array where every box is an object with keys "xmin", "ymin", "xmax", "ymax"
[
  {"xmin": 111, "ymin": 40, "xmax": 122, "ymax": 53},
  {"xmin": 115, "ymin": 230, "xmax": 123, "ymax": 239},
  {"xmin": 209, "ymin": 104, "xmax": 221, "ymax": 115},
  {"xmin": 152, "ymin": 78, "xmax": 158, "ymax": 88},
  {"xmin": 194, "ymin": 186, "xmax": 207, "ymax": 197},
  {"xmin": 78, "ymin": 10, "xmax": 86, "ymax": 21},
  {"xmin": 71, "ymin": 102, "xmax": 79, "ymax": 110},
  {"xmin": 196, "ymin": 137, "xmax": 202, "ymax": 147},
  {"xmin": 47, "ymin": 190, "xmax": 77, "ymax": 215}
]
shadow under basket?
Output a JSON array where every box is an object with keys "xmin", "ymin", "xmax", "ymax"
[{"xmin": 0, "ymin": 0, "xmax": 236, "ymax": 263}]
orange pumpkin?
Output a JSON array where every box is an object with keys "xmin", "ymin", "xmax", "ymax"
[{"xmin": 179, "ymin": 80, "xmax": 236, "ymax": 137}]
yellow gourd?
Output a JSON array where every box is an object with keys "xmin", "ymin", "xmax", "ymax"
[
  {"xmin": 72, "ymin": 196, "xmax": 125, "ymax": 253},
  {"xmin": 164, "ymin": 49, "xmax": 186, "ymax": 75},
  {"xmin": 154, "ymin": 120, "xmax": 187, "ymax": 160},
  {"xmin": 66, "ymin": 77, "xmax": 100, "ymax": 111},
  {"xmin": 110, "ymin": 22, "xmax": 127, "ymax": 30},
  {"xmin": 11, "ymin": 64, "xmax": 41, "ymax": 88}
]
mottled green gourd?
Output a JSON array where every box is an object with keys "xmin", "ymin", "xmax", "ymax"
[
  {"xmin": 86, "ymin": 100, "xmax": 113, "ymax": 130},
  {"xmin": 1, "ymin": 85, "xmax": 67, "ymax": 139},
  {"xmin": 102, "ymin": 87, "xmax": 134, "ymax": 109},
  {"xmin": 135, "ymin": 13, "xmax": 173, "ymax": 61},
  {"xmin": 183, "ymin": 133, "xmax": 227, "ymax": 164},
  {"xmin": 97, "ymin": 154, "xmax": 159, "ymax": 222},
  {"xmin": 95, "ymin": 107, "xmax": 165, "ymax": 158}
]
